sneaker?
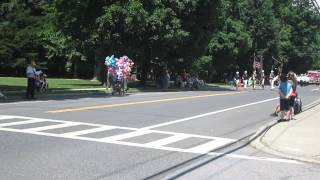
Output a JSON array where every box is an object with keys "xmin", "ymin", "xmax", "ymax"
[{"xmin": 271, "ymin": 112, "xmax": 278, "ymax": 117}]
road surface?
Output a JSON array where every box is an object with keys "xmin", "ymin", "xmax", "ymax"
[{"xmin": 0, "ymin": 85, "xmax": 320, "ymax": 179}]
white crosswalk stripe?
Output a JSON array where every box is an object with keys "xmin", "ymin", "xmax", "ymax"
[
  {"xmin": 0, "ymin": 115, "xmax": 237, "ymax": 154},
  {"xmin": 62, "ymin": 126, "xmax": 115, "ymax": 136},
  {"xmin": 0, "ymin": 116, "xmax": 14, "ymax": 121},
  {"xmin": 24, "ymin": 123, "xmax": 80, "ymax": 132},
  {"xmin": 0, "ymin": 119, "xmax": 44, "ymax": 127},
  {"xmin": 145, "ymin": 134, "xmax": 189, "ymax": 147},
  {"xmin": 188, "ymin": 139, "xmax": 235, "ymax": 153},
  {"xmin": 0, "ymin": 115, "xmax": 301, "ymax": 164},
  {"xmin": 101, "ymin": 130, "xmax": 152, "ymax": 141}
]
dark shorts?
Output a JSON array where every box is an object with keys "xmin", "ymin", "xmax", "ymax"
[
  {"xmin": 280, "ymin": 99, "xmax": 290, "ymax": 111},
  {"xmin": 289, "ymin": 96, "xmax": 296, "ymax": 107}
]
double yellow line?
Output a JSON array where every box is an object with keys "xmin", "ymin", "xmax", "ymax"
[{"xmin": 47, "ymin": 92, "xmax": 242, "ymax": 113}]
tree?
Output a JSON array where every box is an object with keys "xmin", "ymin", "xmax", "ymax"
[
  {"xmin": 52, "ymin": 0, "xmax": 105, "ymax": 78},
  {"xmin": 95, "ymin": 0, "xmax": 191, "ymax": 84},
  {"xmin": 199, "ymin": 0, "xmax": 252, "ymax": 81},
  {"xmin": 1, "ymin": 0, "xmax": 320, "ymax": 79},
  {"xmin": 0, "ymin": 0, "xmax": 46, "ymax": 74}
]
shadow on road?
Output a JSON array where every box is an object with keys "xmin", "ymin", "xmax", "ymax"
[
  {"xmin": 143, "ymin": 122, "xmax": 279, "ymax": 179},
  {"xmin": 0, "ymin": 85, "xmax": 236, "ymax": 104}
]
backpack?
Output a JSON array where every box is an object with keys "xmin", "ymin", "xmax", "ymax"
[{"xmin": 294, "ymin": 97, "xmax": 302, "ymax": 115}]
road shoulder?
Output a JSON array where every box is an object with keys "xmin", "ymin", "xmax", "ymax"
[{"xmin": 251, "ymin": 104, "xmax": 320, "ymax": 164}]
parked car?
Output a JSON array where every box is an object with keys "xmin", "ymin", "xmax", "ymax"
[
  {"xmin": 296, "ymin": 74, "xmax": 310, "ymax": 86},
  {"xmin": 307, "ymin": 70, "xmax": 320, "ymax": 85}
]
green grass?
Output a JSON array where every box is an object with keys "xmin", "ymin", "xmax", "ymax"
[
  {"xmin": 0, "ymin": 77, "xmax": 232, "ymax": 99},
  {"xmin": 0, "ymin": 77, "xmax": 160, "ymax": 96},
  {"xmin": 47, "ymin": 78, "xmax": 102, "ymax": 90},
  {"xmin": 0, "ymin": 77, "xmax": 102, "ymax": 92}
]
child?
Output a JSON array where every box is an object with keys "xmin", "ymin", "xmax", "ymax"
[{"xmin": 278, "ymin": 73, "xmax": 293, "ymax": 121}]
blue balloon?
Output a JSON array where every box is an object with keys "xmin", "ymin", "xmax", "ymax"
[{"xmin": 105, "ymin": 55, "xmax": 116, "ymax": 67}]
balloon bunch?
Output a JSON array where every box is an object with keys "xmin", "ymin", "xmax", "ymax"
[{"xmin": 105, "ymin": 55, "xmax": 134, "ymax": 78}]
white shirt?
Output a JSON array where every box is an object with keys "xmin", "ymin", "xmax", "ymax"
[{"xmin": 26, "ymin": 65, "xmax": 36, "ymax": 78}]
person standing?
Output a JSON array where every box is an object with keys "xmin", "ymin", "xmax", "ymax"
[
  {"xmin": 242, "ymin": 70, "xmax": 249, "ymax": 88},
  {"xmin": 26, "ymin": 60, "xmax": 37, "ymax": 99},
  {"xmin": 260, "ymin": 69, "xmax": 265, "ymax": 89},
  {"xmin": 288, "ymin": 71, "xmax": 298, "ymax": 120},
  {"xmin": 163, "ymin": 69, "xmax": 170, "ymax": 91},
  {"xmin": 278, "ymin": 73, "xmax": 293, "ymax": 121},
  {"xmin": 234, "ymin": 71, "xmax": 240, "ymax": 90},
  {"xmin": 269, "ymin": 70, "xmax": 275, "ymax": 89},
  {"xmin": 252, "ymin": 70, "xmax": 257, "ymax": 89}
]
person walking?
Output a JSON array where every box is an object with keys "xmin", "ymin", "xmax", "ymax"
[
  {"xmin": 278, "ymin": 73, "xmax": 293, "ymax": 121},
  {"xmin": 242, "ymin": 70, "xmax": 249, "ymax": 88},
  {"xmin": 26, "ymin": 60, "xmax": 37, "ymax": 99}
]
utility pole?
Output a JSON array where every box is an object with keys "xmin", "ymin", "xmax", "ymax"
[
  {"xmin": 311, "ymin": 0, "xmax": 320, "ymax": 14},
  {"xmin": 272, "ymin": 56, "xmax": 285, "ymax": 75}
]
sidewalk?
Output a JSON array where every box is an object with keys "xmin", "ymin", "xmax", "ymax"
[{"xmin": 251, "ymin": 104, "xmax": 320, "ymax": 164}]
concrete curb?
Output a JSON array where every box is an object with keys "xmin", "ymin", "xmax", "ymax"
[
  {"xmin": 250, "ymin": 102, "xmax": 320, "ymax": 164},
  {"xmin": 251, "ymin": 125, "xmax": 320, "ymax": 164}
]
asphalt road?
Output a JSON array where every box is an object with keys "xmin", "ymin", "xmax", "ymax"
[{"xmin": 0, "ymin": 85, "xmax": 320, "ymax": 180}]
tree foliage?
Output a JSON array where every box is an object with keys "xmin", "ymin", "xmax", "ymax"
[{"xmin": 0, "ymin": 0, "xmax": 319, "ymax": 80}]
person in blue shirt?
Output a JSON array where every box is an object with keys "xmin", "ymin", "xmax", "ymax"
[{"xmin": 278, "ymin": 73, "xmax": 293, "ymax": 121}]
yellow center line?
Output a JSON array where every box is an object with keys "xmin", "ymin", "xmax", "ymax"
[{"xmin": 47, "ymin": 92, "xmax": 242, "ymax": 113}]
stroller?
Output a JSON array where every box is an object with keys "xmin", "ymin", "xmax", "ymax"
[
  {"xmin": 108, "ymin": 73, "xmax": 127, "ymax": 95},
  {"xmin": 0, "ymin": 90, "xmax": 7, "ymax": 100},
  {"xmin": 36, "ymin": 72, "xmax": 49, "ymax": 93}
]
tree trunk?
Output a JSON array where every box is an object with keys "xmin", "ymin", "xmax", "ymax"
[
  {"xmin": 140, "ymin": 60, "xmax": 150, "ymax": 85},
  {"xmin": 73, "ymin": 56, "xmax": 79, "ymax": 79},
  {"xmin": 207, "ymin": 63, "xmax": 214, "ymax": 83},
  {"xmin": 92, "ymin": 48, "xmax": 105, "ymax": 81}
]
